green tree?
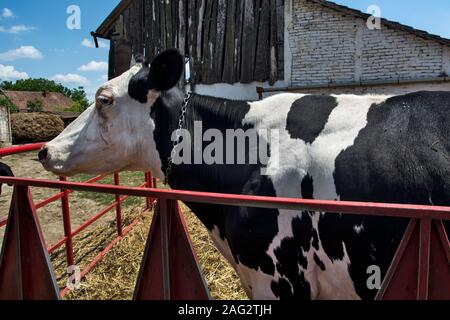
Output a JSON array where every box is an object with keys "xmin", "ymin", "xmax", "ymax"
[
  {"xmin": 27, "ymin": 99, "xmax": 44, "ymax": 112},
  {"xmin": 1, "ymin": 78, "xmax": 71, "ymax": 96},
  {"xmin": 70, "ymin": 87, "xmax": 90, "ymax": 112},
  {"xmin": 0, "ymin": 78, "xmax": 90, "ymax": 112},
  {"xmin": 0, "ymin": 96, "xmax": 19, "ymax": 113}
]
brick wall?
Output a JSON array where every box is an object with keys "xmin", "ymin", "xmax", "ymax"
[{"xmin": 288, "ymin": 0, "xmax": 450, "ymax": 87}]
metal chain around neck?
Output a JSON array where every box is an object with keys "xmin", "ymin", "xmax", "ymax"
[{"xmin": 164, "ymin": 91, "xmax": 192, "ymax": 185}]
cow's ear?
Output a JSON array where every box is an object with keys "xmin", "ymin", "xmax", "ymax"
[{"xmin": 148, "ymin": 49, "xmax": 184, "ymax": 91}]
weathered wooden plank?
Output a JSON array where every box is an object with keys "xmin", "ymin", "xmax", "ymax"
[
  {"xmin": 144, "ymin": 0, "xmax": 152, "ymax": 59},
  {"xmin": 234, "ymin": 0, "xmax": 245, "ymax": 83},
  {"xmin": 108, "ymin": 39, "xmax": 116, "ymax": 79},
  {"xmin": 171, "ymin": 0, "xmax": 178, "ymax": 48},
  {"xmin": 269, "ymin": 0, "xmax": 278, "ymax": 84},
  {"xmin": 177, "ymin": 0, "xmax": 187, "ymax": 88},
  {"xmin": 165, "ymin": 0, "xmax": 173, "ymax": 48},
  {"xmin": 240, "ymin": 0, "xmax": 255, "ymax": 83},
  {"xmin": 150, "ymin": 0, "xmax": 157, "ymax": 54},
  {"xmin": 223, "ymin": 0, "xmax": 236, "ymax": 83},
  {"xmin": 187, "ymin": 0, "xmax": 197, "ymax": 83},
  {"xmin": 208, "ymin": 0, "xmax": 219, "ymax": 83},
  {"xmin": 196, "ymin": 0, "xmax": 206, "ymax": 63},
  {"xmin": 201, "ymin": 0, "xmax": 214, "ymax": 84},
  {"xmin": 178, "ymin": 0, "xmax": 186, "ymax": 54},
  {"xmin": 132, "ymin": 0, "xmax": 144, "ymax": 54},
  {"xmin": 159, "ymin": 0, "xmax": 166, "ymax": 49},
  {"xmin": 202, "ymin": 0, "xmax": 217, "ymax": 84},
  {"xmin": 213, "ymin": 0, "xmax": 226, "ymax": 82},
  {"xmin": 276, "ymin": 0, "xmax": 284, "ymax": 79},
  {"xmin": 254, "ymin": 0, "xmax": 270, "ymax": 81}
]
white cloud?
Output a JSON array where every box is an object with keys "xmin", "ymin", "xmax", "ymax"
[
  {"xmin": 51, "ymin": 73, "xmax": 90, "ymax": 86},
  {"xmin": 0, "ymin": 25, "xmax": 36, "ymax": 34},
  {"xmin": 78, "ymin": 61, "xmax": 108, "ymax": 72},
  {"xmin": 81, "ymin": 38, "xmax": 109, "ymax": 49},
  {"xmin": 0, "ymin": 46, "xmax": 43, "ymax": 61},
  {"xmin": 2, "ymin": 8, "xmax": 13, "ymax": 18},
  {"xmin": 0, "ymin": 64, "xmax": 28, "ymax": 80},
  {"xmin": 99, "ymin": 75, "xmax": 108, "ymax": 81}
]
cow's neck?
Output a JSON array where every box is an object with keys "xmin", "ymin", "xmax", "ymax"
[{"xmin": 151, "ymin": 90, "xmax": 261, "ymax": 230}]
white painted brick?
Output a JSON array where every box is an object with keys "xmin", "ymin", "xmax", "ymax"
[{"xmin": 288, "ymin": 0, "xmax": 449, "ymax": 86}]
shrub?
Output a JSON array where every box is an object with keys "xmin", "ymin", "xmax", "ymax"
[
  {"xmin": 0, "ymin": 96, "xmax": 19, "ymax": 113},
  {"xmin": 27, "ymin": 99, "xmax": 44, "ymax": 113}
]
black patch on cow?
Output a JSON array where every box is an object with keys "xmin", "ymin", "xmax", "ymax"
[
  {"xmin": 273, "ymin": 214, "xmax": 315, "ymax": 298},
  {"xmin": 286, "ymin": 95, "xmax": 338, "ymax": 144},
  {"xmin": 152, "ymin": 91, "xmax": 279, "ymax": 277},
  {"xmin": 271, "ymin": 273, "xmax": 311, "ymax": 299},
  {"xmin": 318, "ymin": 213, "xmax": 345, "ymax": 262},
  {"xmin": 271, "ymin": 278, "xmax": 292, "ymax": 299},
  {"xmin": 332, "ymin": 91, "xmax": 450, "ymax": 299},
  {"xmin": 301, "ymin": 174, "xmax": 314, "ymax": 199},
  {"xmin": 313, "ymin": 253, "xmax": 326, "ymax": 271},
  {"xmin": 128, "ymin": 66, "xmax": 151, "ymax": 104}
]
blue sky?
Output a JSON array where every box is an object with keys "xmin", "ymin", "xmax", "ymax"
[
  {"xmin": 0, "ymin": 0, "xmax": 120, "ymax": 100},
  {"xmin": 333, "ymin": 0, "xmax": 450, "ymax": 39},
  {"xmin": 0, "ymin": 0, "xmax": 449, "ymax": 101}
]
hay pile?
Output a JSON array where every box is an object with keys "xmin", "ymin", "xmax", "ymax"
[
  {"xmin": 11, "ymin": 112, "xmax": 64, "ymax": 144},
  {"xmin": 53, "ymin": 203, "xmax": 247, "ymax": 300}
]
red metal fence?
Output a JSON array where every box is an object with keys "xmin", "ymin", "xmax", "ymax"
[
  {"xmin": 0, "ymin": 175, "xmax": 449, "ymax": 300},
  {"xmin": 0, "ymin": 144, "xmax": 449, "ymax": 300},
  {"xmin": 0, "ymin": 143, "xmax": 157, "ymax": 297}
]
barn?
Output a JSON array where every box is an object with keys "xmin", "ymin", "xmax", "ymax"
[{"xmin": 93, "ymin": 0, "xmax": 450, "ymax": 100}]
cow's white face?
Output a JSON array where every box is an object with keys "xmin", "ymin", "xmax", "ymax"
[{"xmin": 40, "ymin": 49, "xmax": 184, "ymax": 177}]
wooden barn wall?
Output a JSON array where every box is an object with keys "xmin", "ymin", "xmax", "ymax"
[{"xmin": 118, "ymin": 0, "xmax": 284, "ymax": 85}]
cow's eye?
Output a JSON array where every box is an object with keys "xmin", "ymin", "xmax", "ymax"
[{"xmin": 97, "ymin": 95, "xmax": 113, "ymax": 106}]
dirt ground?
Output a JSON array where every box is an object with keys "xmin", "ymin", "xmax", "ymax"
[{"xmin": 0, "ymin": 151, "xmax": 133, "ymax": 249}]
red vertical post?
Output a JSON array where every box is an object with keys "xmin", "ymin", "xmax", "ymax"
[
  {"xmin": 133, "ymin": 200, "xmax": 211, "ymax": 300},
  {"xmin": 59, "ymin": 176, "xmax": 74, "ymax": 267},
  {"xmin": 0, "ymin": 185, "xmax": 60, "ymax": 300},
  {"xmin": 145, "ymin": 172, "xmax": 153, "ymax": 210},
  {"xmin": 160, "ymin": 199, "xmax": 171, "ymax": 300},
  {"xmin": 417, "ymin": 218, "xmax": 431, "ymax": 300},
  {"xmin": 153, "ymin": 177, "xmax": 157, "ymax": 189},
  {"xmin": 114, "ymin": 173, "xmax": 123, "ymax": 236}
]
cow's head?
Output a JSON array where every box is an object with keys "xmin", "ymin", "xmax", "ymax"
[{"xmin": 39, "ymin": 49, "xmax": 184, "ymax": 177}]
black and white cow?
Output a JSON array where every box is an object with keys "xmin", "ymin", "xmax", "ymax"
[
  {"xmin": 39, "ymin": 50, "xmax": 450, "ymax": 300},
  {"xmin": 0, "ymin": 162, "xmax": 14, "ymax": 195}
]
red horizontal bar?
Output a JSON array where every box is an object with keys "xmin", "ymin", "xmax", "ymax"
[
  {"xmin": 48, "ymin": 236, "xmax": 68, "ymax": 254},
  {"xmin": 1, "ymin": 177, "xmax": 449, "ymax": 220},
  {"xmin": 0, "ymin": 142, "xmax": 46, "ymax": 157},
  {"xmin": 35, "ymin": 192, "xmax": 64, "ymax": 209},
  {"xmin": 0, "ymin": 218, "xmax": 6, "ymax": 228},
  {"xmin": 35, "ymin": 174, "xmax": 109, "ymax": 209}
]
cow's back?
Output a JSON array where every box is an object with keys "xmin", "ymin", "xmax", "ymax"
[{"xmin": 236, "ymin": 91, "xmax": 450, "ymax": 299}]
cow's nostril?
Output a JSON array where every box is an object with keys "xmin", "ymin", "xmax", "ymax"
[{"xmin": 38, "ymin": 147, "xmax": 48, "ymax": 163}]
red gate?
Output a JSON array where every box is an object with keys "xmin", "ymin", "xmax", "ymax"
[{"xmin": 0, "ymin": 176, "xmax": 448, "ymax": 300}]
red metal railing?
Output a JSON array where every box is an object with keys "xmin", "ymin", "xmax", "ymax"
[
  {"xmin": 0, "ymin": 144, "xmax": 449, "ymax": 300},
  {"xmin": 0, "ymin": 143, "xmax": 158, "ymax": 295},
  {"xmin": 0, "ymin": 176, "xmax": 449, "ymax": 300}
]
